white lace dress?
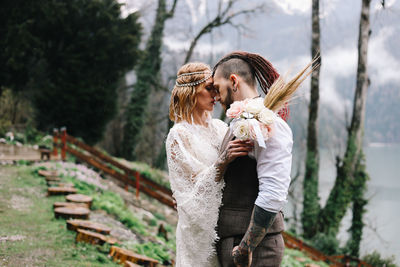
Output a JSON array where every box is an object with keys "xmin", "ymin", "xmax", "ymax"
[{"xmin": 166, "ymin": 118, "xmax": 228, "ymax": 267}]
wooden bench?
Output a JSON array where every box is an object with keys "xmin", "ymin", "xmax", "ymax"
[
  {"xmin": 109, "ymin": 246, "xmax": 159, "ymax": 267},
  {"xmin": 54, "ymin": 206, "xmax": 90, "ymax": 220},
  {"xmin": 66, "ymin": 219, "xmax": 111, "ymax": 235},
  {"xmin": 47, "ymin": 182, "xmax": 74, "ymax": 188},
  {"xmin": 47, "ymin": 187, "xmax": 77, "ymax": 196},
  {"xmin": 45, "ymin": 176, "xmax": 61, "ymax": 183},
  {"xmin": 38, "ymin": 169, "xmax": 58, "ymax": 177},
  {"xmin": 39, "ymin": 148, "xmax": 51, "ymax": 160},
  {"xmin": 66, "ymin": 194, "xmax": 93, "ymax": 208},
  {"xmin": 75, "ymin": 229, "xmax": 118, "ymax": 245},
  {"xmin": 53, "ymin": 202, "xmax": 88, "ymax": 209}
]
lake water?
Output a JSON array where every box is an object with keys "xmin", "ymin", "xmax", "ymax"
[
  {"xmin": 359, "ymin": 144, "xmax": 400, "ymax": 261},
  {"xmin": 290, "ymin": 143, "xmax": 400, "ymax": 262}
]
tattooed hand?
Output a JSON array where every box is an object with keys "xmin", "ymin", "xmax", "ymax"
[
  {"xmin": 232, "ymin": 245, "xmax": 252, "ymax": 267},
  {"xmin": 215, "ymin": 139, "xmax": 253, "ymax": 182},
  {"xmin": 232, "ymin": 205, "xmax": 277, "ymax": 266}
]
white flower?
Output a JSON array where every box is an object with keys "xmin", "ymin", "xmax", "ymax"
[
  {"xmin": 240, "ymin": 112, "xmax": 254, "ymax": 119},
  {"xmin": 245, "ymin": 98, "xmax": 265, "ymax": 114},
  {"xmin": 233, "ymin": 120, "xmax": 252, "ymax": 140},
  {"xmin": 258, "ymin": 108, "xmax": 276, "ymax": 125}
]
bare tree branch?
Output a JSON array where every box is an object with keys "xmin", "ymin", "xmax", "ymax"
[
  {"xmin": 166, "ymin": 0, "xmax": 179, "ymax": 18},
  {"xmin": 183, "ymin": 0, "xmax": 265, "ymax": 63}
]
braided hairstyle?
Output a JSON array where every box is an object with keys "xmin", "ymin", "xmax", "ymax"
[{"xmin": 213, "ymin": 51, "xmax": 280, "ymax": 95}]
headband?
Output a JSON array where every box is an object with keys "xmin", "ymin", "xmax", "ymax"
[{"xmin": 175, "ymin": 71, "xmax": 212, "ymax": 87}]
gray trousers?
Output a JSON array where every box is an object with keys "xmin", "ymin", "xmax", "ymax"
[{"xmin": 217, "ymin": 233, "xmax": 284, "ymax": 267}]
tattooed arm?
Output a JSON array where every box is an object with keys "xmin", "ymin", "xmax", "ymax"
[{"xmin": 232, "ymin": 205, "xmax": 277, "ymax": 267}]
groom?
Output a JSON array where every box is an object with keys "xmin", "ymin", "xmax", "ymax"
[{"xmin": 213, "ymin": 51, "xmax": 292, "ymax": 267}]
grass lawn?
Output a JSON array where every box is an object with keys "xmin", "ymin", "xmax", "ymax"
[{"xmin": 0, "ymin": 165, "xmax": 119, "ymax": 267}]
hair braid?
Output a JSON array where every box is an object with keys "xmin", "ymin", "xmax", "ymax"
[{"xmin": 213, "ymin": 51, "xmax": 280, "ymax": 94}]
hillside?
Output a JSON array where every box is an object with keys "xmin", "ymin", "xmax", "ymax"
[{"xmin": 0, "ymin": 152, "xmax": 331, "ymax": 267}]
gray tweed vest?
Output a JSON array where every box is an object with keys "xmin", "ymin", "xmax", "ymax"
[{"xmin": 217, "ymin": 156, "xmax": 284, "ymax": 239}]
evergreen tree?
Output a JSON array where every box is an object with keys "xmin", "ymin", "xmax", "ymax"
[
  {"xmin": 0, "ymin": 0, "xmax": 142, "ymax": 144},
  {"xmin": 122, "ymin": 0, "xmax": 177, "ymax": 160}
]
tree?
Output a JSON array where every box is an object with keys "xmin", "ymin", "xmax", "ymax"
[
  {"xmin": 0, "ymin": 0, "xmax": 142, "ymax": 144},
  {"xmin": 317, "ymin": 0, "xmax": 372, "ymax": 241},
  {"xmin": 302, "ymin": 0, "xmax": 322, "ymax": 239},
  {"xmin": 0, "ymin": 1, "xmax": 41, "ymax": 95},
  {"xmin": 122, "ymin": 0, "xmax": 178, "ymax": 160}
]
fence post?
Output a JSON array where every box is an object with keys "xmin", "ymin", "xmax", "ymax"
[
  {"xmin": 53, "ymin": 128, "xmax": 59, "ymax": 157},
  {"xmin": 135, "ymin": 172, "xmax": 140, "ymax": 199},
  {"xmin": 61, "ymin": 127, "xmax": 67, "ymax": 161}
]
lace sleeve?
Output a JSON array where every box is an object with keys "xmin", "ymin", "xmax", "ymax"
[
  {"xmin": 212, "ymin": 119, "xmax": 228, "ymax": 144},
  {"xmin": 166, "ymin": 127, "xmax": 225, "ymax": 225}
]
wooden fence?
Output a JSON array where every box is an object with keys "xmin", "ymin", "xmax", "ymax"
[
  {"xmin": 282, "ymin": 232, "xmax": 373, "ymax": 267},
  {"xmin": 53, "ymin": 128, "xmax": 174, "ymax": 209}
]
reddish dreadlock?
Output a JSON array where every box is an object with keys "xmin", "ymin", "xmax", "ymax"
[{"xmin": 213, "ymin": 51, "xmax": 290, "ymax": 121}]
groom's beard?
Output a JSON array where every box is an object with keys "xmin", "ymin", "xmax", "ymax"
[{"xmin": 221, "ymin": 86, "xmax": 234, "ymax": 111}]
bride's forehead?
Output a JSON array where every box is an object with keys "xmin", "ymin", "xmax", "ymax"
[{"xmin": 205, "ymin": 78, "xmax": 213, "ymax": 85}]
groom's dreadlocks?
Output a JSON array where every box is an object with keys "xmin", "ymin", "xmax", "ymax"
[
  {"xmin": 212, "ymin": 51, "xmax": 280, "ymax": 95},
  {"xmin": 213, "ymin": 51, "xmax": 289, "ymax": 120}
]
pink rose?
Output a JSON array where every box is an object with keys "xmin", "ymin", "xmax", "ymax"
[
  {"xmin": 259, "ymin": 122, "xmax": 274, "ymax": 140},
  {"xmin": 226, "ymin": 100, "xmax": 245, "ymax": 118}
]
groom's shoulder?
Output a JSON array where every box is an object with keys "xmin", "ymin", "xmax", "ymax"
[{"xmin": 274, "ymin": 116, "xmax": 293, "ymax": 139}]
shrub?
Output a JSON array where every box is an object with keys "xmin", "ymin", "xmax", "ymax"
[
  {"xmin": 153, "ymin": 212, "xmax": 166, "ymax": 221},
  {"xmin": 149, "ymin": 218, "xmax": 158, "ymax": 227},
  {"xmin": 132, "ymin": 242, "xmax": 171, "ymax": 263},
  {"xmin": 362, "ymin": 251, "xmax": 397, "ymax": 267},
  {"xmin": 311, "ymin": 233, "xmax": 341, "ymax": 255}
]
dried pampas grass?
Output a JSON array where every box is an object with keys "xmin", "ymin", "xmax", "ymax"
[{"xmin": 264, "ymin": 56, "xmax": 320, "ymax": 112}]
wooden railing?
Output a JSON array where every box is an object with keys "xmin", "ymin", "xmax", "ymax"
[
  {"xmin": 282, "ymin": 232, "xmax": 373, "ymax": 267},
  {"xmin": 53, "ymin": 128, "xmax": 174, "ymax": 209}
]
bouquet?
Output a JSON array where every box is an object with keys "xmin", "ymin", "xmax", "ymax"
[{"xmin": 226, "ymin": 98, "xmax": 277, "ymax": 148}]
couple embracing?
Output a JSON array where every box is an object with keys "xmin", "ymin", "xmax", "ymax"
[{"xmin": 166, "ymin": 51, "xmax": 312, "ymax": 267}]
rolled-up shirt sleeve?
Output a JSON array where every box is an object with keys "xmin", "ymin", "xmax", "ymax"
[{"xmin": 254, "ymin": 117, "xmax": 293, "ymax": 213}]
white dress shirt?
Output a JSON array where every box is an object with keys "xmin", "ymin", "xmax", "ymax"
[{"xmin": 229, "ymin": 116, "xmax": 293, "ymax": 213}]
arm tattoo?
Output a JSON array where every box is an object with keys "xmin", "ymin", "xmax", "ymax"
[{"xmin": 232, "ymin": 205, "xmax": 277, "ymax": 266}]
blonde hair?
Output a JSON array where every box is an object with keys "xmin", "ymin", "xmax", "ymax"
[{"xmin": 169, "ymin": 62, "xmax": 211, "ymax": 123}]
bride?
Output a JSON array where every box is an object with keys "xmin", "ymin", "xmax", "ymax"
[{"xmin": 166, "ymin": 62, "xmax": 253, "ymax": 267}]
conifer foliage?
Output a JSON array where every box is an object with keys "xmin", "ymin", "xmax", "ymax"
[{"xmin": 0, "ymin": 0, "xmax": 142, "ymax": 144}]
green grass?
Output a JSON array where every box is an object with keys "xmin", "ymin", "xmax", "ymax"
[
  {"xmin": 282, "ymin": 248, "xmax": 330, "ymax": 267},
  {"xmin": 130, "ymin": 242, "xmax": 171, "ymax": 263},
  {"xmin": 0, "ymin": 166, "xmax": 119, "ymax": 267},
  {"xmin": 62, "ymin": 176, "xmax": 150, "ymax": 236},
  {"xmin": 116, "ymin": 160, "xmax": 171, "ymax": 190}
]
